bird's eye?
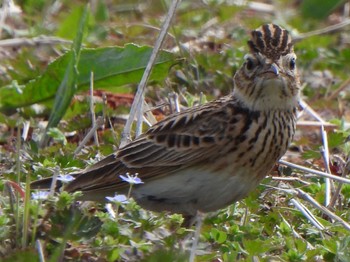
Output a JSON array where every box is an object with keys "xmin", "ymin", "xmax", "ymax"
[
  {"xmin": 246, "ymin": 58, "xmax": 255, "ymax": 71},
  {"xmin": 289, "ymin": 57, "xmax": 296, "ymax": 70}
]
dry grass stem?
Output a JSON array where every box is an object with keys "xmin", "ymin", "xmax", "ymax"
[
  {"xmin": 299, "ymin": 100, "xmax": 327, "ymax": 124},
  {"xmin": 320, "ymin": 126, "xmax": 332, "ymax": 206},
  {"xmin": 279, "ymin": 213, "xmax": 315, "ymax": 249},
  {"xmin": 49, "ymin": 167, "xmax": 60, "ymax": 196},
  {"xmin": 120, "ymin": 0, "xmax": 181, "ymax": 147},
  {"xmin": 135, "ymin": 92, "xmax": 145, "ymax": 137},
  {"xmin": 36, "ymin": 239, "xmax": 46, "ymax": 262},
  {"xmin": 279, "ymin": 160, "xmax": 350, "ymax": 184},
  {"xmin": 0, "ymin": 36, "xmax": 71, "ymax": 48},
  {"xmin": 296, "ymin": 120, "xmax": 336, "ymax": 130},
  {"xmin": 295, "ymin": 188, "xmax": 350, "ymax": 231},
  {"xmin": 290, "ymin": 198, "xmax": 325, "ymax": 231},
  {"xmin": 294, "ymin": 19, "xmax": 350, "ymax": 42},
  {"xmin": 89, "ymin": 71, "xmax": 99, "ymax": 147},
  {"xmin": 73, "ymin": 116, "xmax": 104, "ymax": 156},
  {"xmin": 271, "ymin": 176, "xmax": 311, "ymax": 185},
  {"xmin": 327, "ymin": 76, "xmax": 350, "ymax": 100},
  {"xmin": 328, "ymin": 157, "xmax": 349, "ymax": 209}
]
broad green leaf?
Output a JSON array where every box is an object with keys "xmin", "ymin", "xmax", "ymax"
[
  {"xmin": 243, "ymin": 238, "xmax": 269, "ymax": 255},
  {"xmin": 0, "ymin": 45, "xmax": 175, "ymax": 113},
  {"xmin": 210, "ymin": 228, "xmax": 227, "ymax": 244},
  {"xmin": 323, "ymin": 239, "xmax": 337, "ymax": 253},
  {"xmin": 328, "ymin": 131, "xmax": 346, "ymax": 148}
]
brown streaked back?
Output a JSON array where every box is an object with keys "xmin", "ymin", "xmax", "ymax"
[{"xmin": 248, "ymin": 24, "xmax": 293, "ymax": 60}]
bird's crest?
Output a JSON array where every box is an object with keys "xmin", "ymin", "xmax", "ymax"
[{"xmin": 248, "ymin": 24, "xmax": 293, "ymax": 60}]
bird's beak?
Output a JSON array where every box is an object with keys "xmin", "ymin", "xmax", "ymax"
[
  {"xmin": 270, "ymin": 63, "xmax": 279, "ymax": 75},
  {"xmin": 261, "ymin": 62, "xmax": 279, "ymax": 76}
]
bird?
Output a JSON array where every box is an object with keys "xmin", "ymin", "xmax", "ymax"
[{"xmin": 31, "ymin": 24, "xmax": 300, "ymax": 220}]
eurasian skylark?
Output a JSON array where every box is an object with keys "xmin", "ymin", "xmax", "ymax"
[{"xmin": 32, "ymin": 24, "xmax": 300, "ymax": 218}]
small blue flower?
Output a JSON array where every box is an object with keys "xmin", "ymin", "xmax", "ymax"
[
  {"xmin": 32, "ymin": 191, "xmax": 50, "ymax": 200},
  {"xmin": 119, "ymin": 173, "xmax": 143, "ymax": 185},
  {"xmin": 56, "ymin": 174, "xmax": 75, "ymax": 183},
  {"xmin": 106, "ymin": 194, "xmax": 129, "ymax": 204}
]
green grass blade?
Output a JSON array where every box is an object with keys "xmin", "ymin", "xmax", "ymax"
[{"xmin": 40, "ymin": 5, "xmax": 89, "ymax": 146}]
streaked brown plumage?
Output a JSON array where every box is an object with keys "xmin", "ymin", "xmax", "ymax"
[{"xmin": 31, "ymin": 24, "xmax": 300, "ymax": 217}]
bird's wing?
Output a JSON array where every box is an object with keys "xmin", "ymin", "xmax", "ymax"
[
  {"xmin": 118, "ymin": 101, "xmax": 232, "ymax": 168},
  {"xmin": 62, "ymin": 95, "xmax": 251, "ymax": 198}
]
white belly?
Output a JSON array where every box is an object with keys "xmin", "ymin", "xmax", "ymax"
[{"xmin": 132, "ymin": 166, "xmax": 261, "ymax": 215}]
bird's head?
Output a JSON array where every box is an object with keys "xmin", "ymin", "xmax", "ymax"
[{"xmin": 233, "ymin": 24, "xmax": 300, "ymax": 112}]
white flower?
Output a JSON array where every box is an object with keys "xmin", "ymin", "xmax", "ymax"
[
  {"xmin": 31, "ymin": 191, "xmax": 50, "ymax": 200},
  {"xmin": 119, "ymin": 173, "xmax": 143, "ymax": 185},
  {"xmin": 56, "ymin": 174, "xmax": 75, "ymax": 183},
  {"xmin": 105, "ymin": 194, "xmax": 129, "ymax": 204}
]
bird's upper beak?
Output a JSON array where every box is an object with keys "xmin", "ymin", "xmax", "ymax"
[
  {"xmin": 261, "ymin": 62, "xmax": 279, "ymax": 77},
  {"xmin": 269, "ymin": 63, "xmax": 279, "ymax": 75}
]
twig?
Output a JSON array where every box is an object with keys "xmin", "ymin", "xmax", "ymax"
[
  {"xmin": 73, "ymin": 116, "xmax": 104, "ymax": 156},
  {"xmin": 320, "ymin": 126, "xmax": 332, "ymax": 206},
  {"xmin": 101, "ymin": 93, "xmax": 108, "ymax": 131},
  {"xmin": 275, "ymin": 185, "xmax": 350, "ymax": 232},
  {"xmin": 120, "ymin": 0, "xmax": 181, "ymax": 147},
  {"xmin": 279, "ymin": 160, "xmax": 350, "ymax": 184},
  {"xmin": 300, "ymin": 99, "xmax": 335, "ymax": 207},
  {"xmin": 295, "ymin": 188, "xmax": 350, "ymax": 231},
  {"xmin": 143, "ymin": 101, "xmax": 157, "ymax": 126},
  {"xmin": 135, "ymin": 101, "xmax": 157, "ymax": 135},
  {"xmin": 328, "ymin": 156, "xmax": 348, "ymax": 209},
  {"xmin": 296, "ymin": 120, "xmax": 336, "ymax": 130},
  {"xmin": 173, "ymin": 92, "xmax": 180, "ymax": 113},
  {"xmin": 299, "ymin": 100, "xmax": 327, "ymax": 124},
  {"xmin": 135, "ymin": 94, "xmax": 144, "ymax": 137},
  {"xmin": 327, "ymin": 76, "xmax": 350, "ymax": 100},
  {"xmin": 290, "ymin": 198, "xmax": 325, "ymax": 230},
  {"xmin": 271, "ymin": 176, "xmax": 311, "ymax": 185},
  {"xmin": 36, "ymin": 239, "xmax": 46, "ymax": 262},
  {"xmin": 279, "ymin": 213, "xmax": 315, "ymax": 249},
  {"xmin": 0, "ymin": 36, "xmax": 71, "ymax": 48},
  {"xmin": 169, "ymin": 92, "xmax": 180, "ymax": 113},
  {"xmin": 293, "ymin": 19, "xmax": 350, "ymax": 42},
  {"xmin": 49, "ymin": 167, "xmax": 60, "ymax": 196},
  {"xmin": 89, "ymin": 71, "xmax": 99, "ymax": 146}
]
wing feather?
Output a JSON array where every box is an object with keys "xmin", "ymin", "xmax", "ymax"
[
  {"xmin": 60, "ymin": 95, "xmax": 246, "ymax": 200},
  {"xmin": 117, "ymin": 95, "xmax": 238, "ymax": 169}
]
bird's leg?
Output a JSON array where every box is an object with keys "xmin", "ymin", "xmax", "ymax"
[{"xmin": 189, "ymin": 210, "xmax": 204, "ymax": 262}]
